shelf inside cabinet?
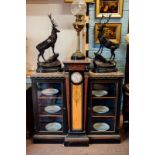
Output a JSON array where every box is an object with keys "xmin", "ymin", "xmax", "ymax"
[
  {"xmin": 92, "ymin": 96, "xmax": 117, "ymax": 99},
  {"xmin": 92, "ymin": 115, "xmax": 115, "ymax": 118},
  {"xmin": 38, "ymin": 96, "xmax": 63, "ymax": 99},
  {"xmin": 38, "ymin": 98, "xmax": 63, "ymax": 107},
  {"xmin": 90, "ymin": 129, "xmax": 116, "ymax": 134},
  {"xmin": 38, "ymin": 131, "xmax": 63, "ymax": 133},
  {"xmin": 40, "ymin": 115, "xmax": 63, "ymax": 118}
]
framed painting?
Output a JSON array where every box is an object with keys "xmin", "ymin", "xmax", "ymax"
[
  {"xmin": 94, "ymin": 23, "xmax": 121, "ymax": 44},
  {"xmin": 64, "ymin": 0, "xmax": 94, "ymax": 3},
  {"xmin": 96, "ymin": 0, "xmax": 123, "ymax": 18}
]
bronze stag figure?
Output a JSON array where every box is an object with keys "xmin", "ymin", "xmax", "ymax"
[
  {"xmin": 36, "ymin": 14, "xmax": 60, "ymax": 63},
  {"xmin": 95, "ymin": 15, "xmax": 119, "ymax": 61},
  {"xmin": 36, "ymin": 14, "xmax": 62, "ymax": 73},
  {"xmin": 93, "ymin": 15, "xmax": 119, "ymax": 72}
]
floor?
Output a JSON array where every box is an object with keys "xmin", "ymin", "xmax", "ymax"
[{"xmin": 27, "ymin": 132, "xmax": 129, "ymax": 155}]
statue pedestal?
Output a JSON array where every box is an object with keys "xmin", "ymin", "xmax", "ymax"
[
  {"xmin": 36, "ymin": 54, "xmax": 62, "ymax": 73},
  {"xmin": 93, "ymin": 53, "xmax": 118, "ymax": 73},
  {"xmin": 93, "ymin": 59, "xmax": 117, "ymax": 73},
  {"xmin": 36, "ymin": 61, "xmax": 62, "ymax": 73}
]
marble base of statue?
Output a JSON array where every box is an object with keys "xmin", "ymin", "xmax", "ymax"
[
  {"xmin": 36, "ymin": 53, "xmax": 62, "ymax": 73},
  {"xmin": 92, "ymin": 54, "xmax": 117, "ymax": 73}
]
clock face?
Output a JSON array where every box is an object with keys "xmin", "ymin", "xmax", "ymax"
[{"xmin": 71, "ymin": 72, "xmax": 83, "ymax": 84}]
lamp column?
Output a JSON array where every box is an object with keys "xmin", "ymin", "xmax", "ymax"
[
  {"xmin": 71, "ymin": 15, "xmax": 85, "ymax": 60},
  {"xmin": 70, "ymin": 0, "xmax": 87, "ymax": 60}
]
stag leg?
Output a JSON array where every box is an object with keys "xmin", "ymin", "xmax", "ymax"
[
  {"xmin": 38, "ymin": 54, "xmax": 41, "ymax": 62},
  {"xmin": 100, "ymin": 46, "xmax": 104, "ymax": 55},
  {"xmin": 41, "ymin": 53, "xmax": 46, "ymax": 62},
  {"xmin": 38, "ymin": 50, "xmax": 46, "ymax": 62},
  {"xmin": 110, "ymin": 49, "xmax": 115, "ymax": 60},
  {"xmin": 97, "ymin": 45, "xmax": 102, "ymax": 54},
  {"xmin": 113, "ymin": 52, "xmax": 115, "ymax": 60},
  {"xmin": 52, "ymin": 45, "xmax": 55, "ymax": 55}
]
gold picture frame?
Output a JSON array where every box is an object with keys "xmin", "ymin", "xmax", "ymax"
[
  {"xmin": 95, "ymin": 23, "xmax": 121, "ymax": 44},
  {"xmin": 96, "ymin": 0, "xmax": 123, "ymax": 18},
  {"xmin": 64, "ymin": 0, "xmax": 94, "ymax": 3}
]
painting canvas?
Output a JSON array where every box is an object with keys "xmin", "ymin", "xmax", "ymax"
[
  {"xmin": 95, "ymin": 23, "xmax": 121, "ymax": 44},
  {"xmin": 96, "ymin": 0, "xmax": 123, "ymax": 18}
]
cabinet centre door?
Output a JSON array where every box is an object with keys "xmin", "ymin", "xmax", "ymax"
[{"xmin": 71, "ymin": 84, "xmax": 83, "ymax": 130}]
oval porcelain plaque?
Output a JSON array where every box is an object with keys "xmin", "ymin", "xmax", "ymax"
[
  {"xmin": 92, "ymin": 90, "xmax": 108, "ymax": 97},
  {"xmin": 93, "ymin": 106, "xmax": 109, "ymax": 114},
  {"xmin": 41, "ymin": 88, "xmax": 59, "ymax": 96},
  {"xmin": 45, "ymin": 122, "xmax": 62, "ymax": 132},
  {"xmin": 44, "ymin": 105, "xmax": 61, "ymax": 114},
  {"xmin": 93, "ymin": 122, "xmax": 110, "ymax": 131}
]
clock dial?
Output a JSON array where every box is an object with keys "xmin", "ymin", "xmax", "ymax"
[{"xmin": 71, "ymin": 72, "xmax": 83, "ymax": 84}]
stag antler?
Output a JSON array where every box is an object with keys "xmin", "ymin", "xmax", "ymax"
[
  {"xmin": 100, "ymin": 14, "xmax": 112, "ymax": 24},
  {"xmin": 48, "ymin": 14, "xmax": 57, "ymax": 27},
  {"xmin": 105, "ymin": 14, "xmax": 112, "ymax": 24},
  {"xmin": 99, "ymin": 14, "xmax": 104, "ymax": 23}
]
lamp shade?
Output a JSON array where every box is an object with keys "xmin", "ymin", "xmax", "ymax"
[{"xmin": 71, "ymin": 0, "xmax": 86, "ymax": 16}]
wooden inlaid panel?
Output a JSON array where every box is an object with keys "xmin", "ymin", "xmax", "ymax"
[
  {"xmin": 71, "ymin": 84, "xmax": 83, "ymax": 130},
  {"xmin": 69, "ymin": 64, "xmax": 85, "ymax": 71}
]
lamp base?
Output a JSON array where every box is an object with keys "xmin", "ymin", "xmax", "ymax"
[{"xmin": 71, "ymin": 51, "xmax": 85, "ymax": 60}]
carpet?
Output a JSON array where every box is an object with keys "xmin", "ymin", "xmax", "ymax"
[{"xmin": 26, "ymin": 137, "xmax": 128, "ymax": 155}]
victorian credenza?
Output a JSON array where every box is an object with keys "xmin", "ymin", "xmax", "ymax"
[{"xmin": 30, "ymin": 65, "xmax": 123, "ymax": 146}]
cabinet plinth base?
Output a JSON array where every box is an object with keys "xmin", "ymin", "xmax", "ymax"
[
  {"xmin": 32, "ymin": 134, "xmax": 121, "ymax": 144},
  {"xmin": 33, "ymin": 134, "xmax": 65, "ymax": 144},
  {"xmin": 88, "ymin": 134, "xmax": 121, "ymax": 143},
  {"xmin": 64, "ymin": 134, "xmax": 89, "ymax": 146}
]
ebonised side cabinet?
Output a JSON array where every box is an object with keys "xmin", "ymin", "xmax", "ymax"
[
  {"xmin": 31, "ymin": 72, "xmax": 67, "ymax": 143},
  {"xmin": 30, "ymin": 71, "xmax": 123, "ymax": 144},
  {"xmin": 87, "ymin": 71, "xmax": 124, "ymax": 143}
]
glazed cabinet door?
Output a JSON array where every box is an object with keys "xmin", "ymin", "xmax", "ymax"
[
  {"xmin": 32, "ymin": 78, "xmax": 67, "ymax": 135},
  {"xmin": 87, "ymin": 78, "xmax": 122, "ymax": 135}
]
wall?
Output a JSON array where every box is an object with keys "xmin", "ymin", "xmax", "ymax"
[
  {"xmin": 26, "ymin": 0, "xmax": 129, "ymax": 72},
  {"xmin": 88, "ymin": 0, "xmax": 129, "ymax": 72},
  {"xmin": 26, "ymin": 0, "xmax": 76, "ymax": 70}
]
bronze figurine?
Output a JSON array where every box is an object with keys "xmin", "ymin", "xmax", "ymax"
[
  {"xmin": 36, "ymin": 14, "xmax": 62, "ymax": 72},
  {"xmin": 93, "ymin": 15, "xmax": 118, "ymax": 72}
]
